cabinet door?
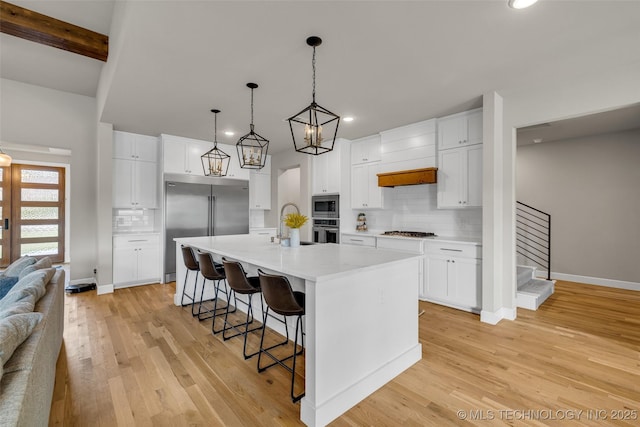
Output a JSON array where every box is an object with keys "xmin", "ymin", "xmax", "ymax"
[
  {"xmin": 325, "ymin": 148, "xmax": 341, "ymax": 193},
  {"xmin": 113, "ymin": 247, "xmax": 137, "ymax": 284},
  {"xmin": 350, "ymin": 164, "xmax": 368, "ymax": 208},
  {"xmin": 135, "ymin": 135, "xmax": 158, "ymax": 162},
  {"xmin": 437, "ymin": 149, "xmax": 463, "ymax": 208},
  {"xmin": 437, "ymin": 115, "xmax": 464, "ymax": 150},
  {"xmin": 113, "ymin": 132, "xmax": 135, "ymax": 160},
  {"xmin": 249, "ymin": 172, "xmax": 271, "ymax": 209},
  {"xmin": 312, "ymin": 154, "xmax": 329, "ymax": 194},
  {"xmin": 186, "ymin": 141, "xmax": 212, "ymax": 175},
  {"xmin": 112, "ymin": 159, "xmax": 134, "ymax": 208},
  {"xmin": 136, "ymin": 245, "xmax": 160, "ymax": 282},
  {"xmin": 164, "ymin": 139, "xmax": 187, "ymax": 174},
  {"xmin": 425, "ymin": 255, "xmax": 449, "ymax": 301},
  {"xmin": 466, "ymin": 110, "xmax": 483, "ymax": 146},
  {"xmin": 451, "ymin": 257, "xmax": 481, "ymax": 309},
  {"xmin": 351, "ymin": 135, "xmax": 381, "ymax": 164},
  {"xmin": 466, "ymin": 145, "xmax": 483, "ymax": 207},
  {"xmin": 134, "ymin": 161, "xmax": 158, "ymax": 208},
  {"xmin": 366, "ymin": 163, "xmax": 383, "ymax": 209}
]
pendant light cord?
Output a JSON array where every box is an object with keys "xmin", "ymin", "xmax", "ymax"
[
  {"xmin": 213, "ymin": 112, "xmax": 218, "ymax": 145},
  {"xmin": 250, "ymin": 87, "xmax": 255, "ymax": 132},
  {"xmin": 312, "ymin": 46, "xmax": 316, "ymax": 103}
]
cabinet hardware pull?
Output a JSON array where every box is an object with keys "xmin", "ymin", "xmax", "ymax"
[
  {"xmin": 128, "ymin": 239, "xmax": 148, "ymax": 242},
  {"xmin": 351, "ymin": 239, "xmax": 364, "ymax": 242},
  {"xmin": 441, "ymin": 248, "xmax": 463, "ymax": 252}
]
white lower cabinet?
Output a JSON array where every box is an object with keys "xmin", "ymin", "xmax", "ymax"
[
  {"xmin": 424, "ymin": 241, "xmax": 481, "ymax": 312},
  {"xmin": 113, "ymin": 234, "xmax": 160, "ymax": 288},
  {"xmin": 341, "ymin": 233, "xmax": 376, "ymax": 247}
]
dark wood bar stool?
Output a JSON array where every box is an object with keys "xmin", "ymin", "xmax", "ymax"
[
  {"xmin": 179, "ymin": 245, "xmax": 200, "ymax": 316},
  {"xmin": 217, "ymin": 259, "xmax": 266, "ymax": 359},
  {"xmin": 195, "ymin": 251, "xmax": 234, "ymax": 321},
  {"xmin": 256, "ymin": 269, "xmax": 305, "ymax": 403}
]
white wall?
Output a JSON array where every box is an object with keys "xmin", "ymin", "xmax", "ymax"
[
  {"xmin": 482, "ymin": 58, "xmax": 640, "ymax": 322},
  {"xmin": 0, "ymin": 78, "xmax": 98, "ymax": 281},
  {"xmin": 517, "ymin": 129, "xmax": 640, "ymax": 284}
]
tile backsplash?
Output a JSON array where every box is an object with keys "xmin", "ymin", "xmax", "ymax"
[
  {"xmin": 113, "ymin": 209, "xmax": 157, "ymax": 233},
  {"xmin": 357, "ymin": 185, "xmax": 482, "ymax": 238}
]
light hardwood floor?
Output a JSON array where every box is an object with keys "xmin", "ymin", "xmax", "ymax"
[{"xmin": 50, "ymin": 280, "xmax": 640, "ymax": 426}]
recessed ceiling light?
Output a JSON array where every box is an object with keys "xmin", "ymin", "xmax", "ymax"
[
  {"xmin": 343, "ymin": 117, "xmax": 354, "ymax": 122},
  {"xmin": 508, "ymin": 0, "xmax": 538, "ymax": 9},
  {"xmin": 224, "ymin": 131, "xmax": 234, "ymax": 136}
]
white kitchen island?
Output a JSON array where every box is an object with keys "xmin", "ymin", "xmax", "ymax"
[{"xmin": 174, "ymin": 234, "xmax": 422, "ymax": 427}]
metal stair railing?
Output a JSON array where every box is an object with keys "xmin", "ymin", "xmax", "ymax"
[{"xmin": 516, "ymin": 201, "xmax": 551, "ymax": 280}]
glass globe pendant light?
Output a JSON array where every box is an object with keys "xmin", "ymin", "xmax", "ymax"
[
  {"xmin": 287, "ymin": 36, "xmax": 340, "ymax": 155},
  {"xmin": 236, "ymin": 83, "xmax": 269, "ymax": 169},
  {"xmin": 201, "ymin": 109, "xmax": 231, "ymax": 177}
]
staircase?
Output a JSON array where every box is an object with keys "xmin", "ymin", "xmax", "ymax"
[
  {"xmin": 516, "ymin": 201, "xmax": 554, "ymax": 310},
  {"xmin": 516, "ymin": 265, "xmax": 555, "ymax": 310}
]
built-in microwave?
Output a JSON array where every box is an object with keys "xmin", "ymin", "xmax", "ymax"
[{"xmin": 312, "ymin": 194, "xmax": 339, "ymax": 218}]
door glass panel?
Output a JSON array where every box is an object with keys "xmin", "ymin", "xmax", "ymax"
[
  {"xmin": 21, "ymin": 207, "xmax": 59, "ymax": 220},
  {"xmin": 21, "ymin": 242, "xmax": 58, "ymax": 256},
  {"xmin": 21, "ymin": 189, "xmax": 59, "ymax": 202},
  {"xmin": 0, "ymin": 168, "xmax": 3, "ymax": 180},
  {"xmin": 21, "ymin": 224, "xmax": 58, "ymax": 238},
  {"xmin": 0, "ymin": 188, "xmax": 3, "ymax": 200},
  {"xmin": 21, "ymin": 169, "xmax": 59, "ymax": 184}
]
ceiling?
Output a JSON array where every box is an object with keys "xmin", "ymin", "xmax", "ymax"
[{"xmin": 2, "ymin": 0, "xmax": 640, "ymax": 154}]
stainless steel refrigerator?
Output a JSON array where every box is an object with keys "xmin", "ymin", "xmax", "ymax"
[{"xmin": 164, "ymin": 176, "xmax": 249, "ymax": 281}]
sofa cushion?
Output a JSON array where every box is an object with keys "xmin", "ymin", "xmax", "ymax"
[
  {"xmin": 2, "ymin": 256, "xmax": 36, "ymax": 278},
  {"xmin": 0, "ymin": 296, "xmax": 35, "ymax": 320},
  {"xmin": 0, "ymin": 276, "xmax": 19, "ymax": 300},
  {"xmin": 3, "ymin": 269, "xmax": 53, "ymax": 305},
  {"xmin": 18, "ymin": 257, "xmax": 53, "ymax": 281},
  {"xmin": 0, "ymin": 312, "xmax": 43, "ymax": 382}
]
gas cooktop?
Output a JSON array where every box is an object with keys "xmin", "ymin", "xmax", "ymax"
[{"xmin": 381, "ymin": 231, "xmax": 436, "ymax": 238}]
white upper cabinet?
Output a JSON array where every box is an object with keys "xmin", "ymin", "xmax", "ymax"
[
  {"xmin": 379, "ymin": 119, "xmax": 436, "ymax": 173},
  {"xmin": 312, "ymin": 141, "xmax": 342, "ymax": 195},
  {"xmin": 162, "ymin": 135, "xmax": 249, "ymax": 180},
  {"xmin": 351, "ymin": 162, "xmax": 384, "ymax": 209},
  {"xmin": 351, "ymin": 134, "xmax": 381, "ymax": 165},
  {"xmin": 163, "ymin": 135, "xmax": 211, "ymax": 175},
  {"xmin": 437, "ymin": 144, "xmax": 482, "ymax": 208},
  {"xmin": 437, "ymin": 108, "xmax": 483, "ymax": 151},
  {"xmin": 113, "ymin": 131, "xmax": 158, "ymax": 162},
  {"xmin": 113, "ymin": 131, "xmax": 158, "ymax": 209}
]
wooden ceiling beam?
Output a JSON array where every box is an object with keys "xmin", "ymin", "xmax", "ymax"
[{"xmin": 0, "ymin": 0, "xmax": 108, "ymax": 62}]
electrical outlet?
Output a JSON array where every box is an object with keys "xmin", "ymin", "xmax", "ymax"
[{"xmin": 93, "ymin": 268, "xmax": 97, "ymax": 275}]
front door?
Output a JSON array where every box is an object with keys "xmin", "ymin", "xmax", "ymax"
[{"xmin": 0, "ymin": 164, "xmax": 66, "ymax": 267}]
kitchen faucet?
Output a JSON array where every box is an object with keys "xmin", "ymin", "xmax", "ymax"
[{"xmin": 279, "ymin": 202, "xmax": 300, "ymax": 239}]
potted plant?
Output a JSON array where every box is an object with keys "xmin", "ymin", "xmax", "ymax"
[{"xmin": 284, "ymin": 213, "xmax": 308, "ymax": 247}]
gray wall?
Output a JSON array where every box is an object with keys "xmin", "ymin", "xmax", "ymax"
[
  {"xmin": 517, "ymin": 129, "xmax": 640, "ymax": 283},
  {"xmin": 0, "ymin": 78, "xmax": 98, "ymax": 281}
]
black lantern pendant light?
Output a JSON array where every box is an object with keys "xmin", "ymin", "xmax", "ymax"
[
  {"xmin": 287, "ymin": 36, "xmax": 340, "ymax": 155},
  {"xmin": 236, "ymin": 83, "xmax": 269, "ymax": 169},
  {"xmin": 201, "ymin": 109, "xmax": 231, "ymax": 177}
]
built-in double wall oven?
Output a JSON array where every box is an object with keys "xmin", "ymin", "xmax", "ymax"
[{"xmin": 312, "ymin": 194, "xmax": 340, "ymax": 244}]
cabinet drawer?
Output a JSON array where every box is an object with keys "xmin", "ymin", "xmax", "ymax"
[
  {"xmin": 341, "ymin": 234, "xmax": 376, "ymax": 247},
  {"xmin": 376, "ymin": 236, "xmax": 424, "ymax": 254},
  {"xmin": 426, "ymin": 241, "xmax": 481, "ymax": 259},
  {"xmin": 113, "ymin": 234, "xmax": 160, "ymax": 248}
]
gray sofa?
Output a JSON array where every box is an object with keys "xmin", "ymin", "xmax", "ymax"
[{"xmin": 0, "ymin": 268, "xmax": 65, "ymax": 427}]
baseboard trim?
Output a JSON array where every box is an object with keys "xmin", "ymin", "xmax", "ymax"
[
  {"xmin": 536, "ymin": 271, "xmax": 640, "ymax": 291},
  {"xmin": 97, "ymin": 284, "xmax": 114, "ymax": 295},
  {"xmin": 69, "ymin": 277, "xmax": 95, "ymax": 286},
  {"xmin": 480, "ymin": 307, "xmax": 517, "ymax": 325}
]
